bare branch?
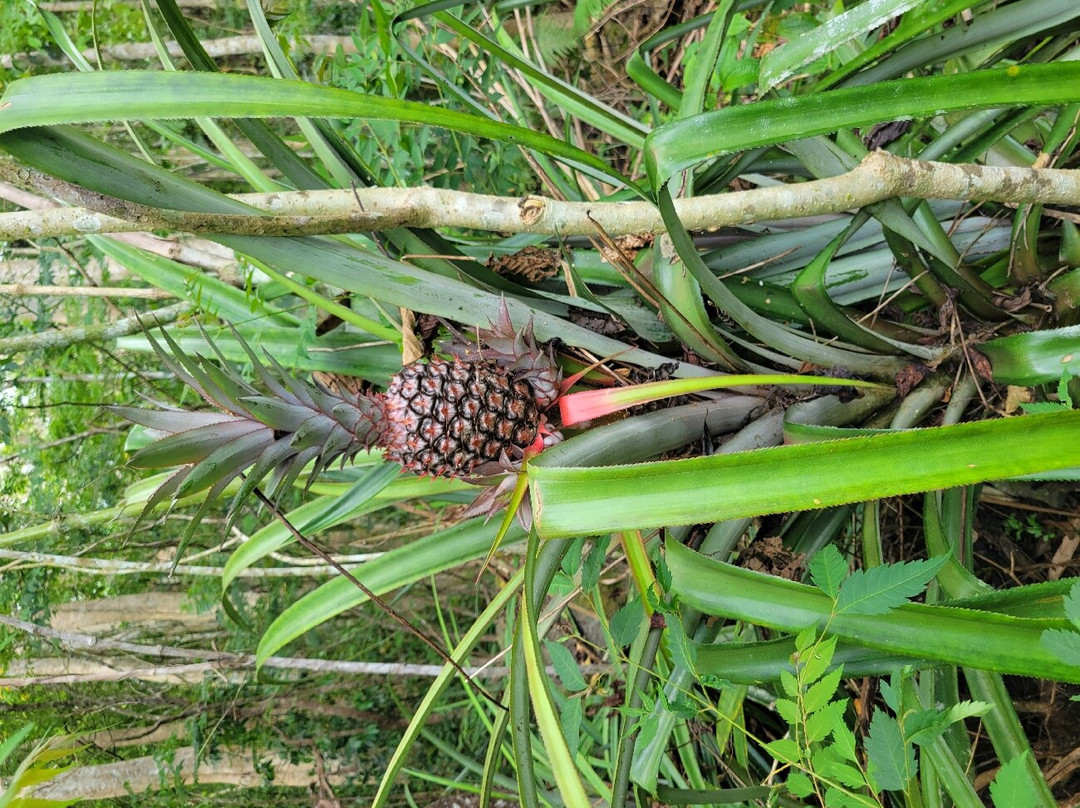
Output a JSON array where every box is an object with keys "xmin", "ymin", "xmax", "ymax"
[
  {"xmin": 0, "ymin": 546, "xmax": 381, "ymax": 576},
  {"xmin": 0, "ymin": 284, "xmax": 170, "ymax": 299},
  {"xmin": 0, "ymin": 614, "xmax": 611, "ymax": 685},
  {"xmin": 0, "ymin": 301, "xmax": 188, "ymax": 356},
  {"xmin": 0, "ymin": 33, "xmax": 357, "ymax": 69},
  {"xmin": 1, "ymin": 151, "xmax": 1078, "ymax": 241},
  {"xmin": 27, "ymin": 747, "xmax": 351, "ymax": 801}
]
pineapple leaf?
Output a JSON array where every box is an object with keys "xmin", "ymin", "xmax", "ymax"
[
  {"xmin": 173, "ymin": 428, "xmax": 273, "ymax": 498},
  {"xmin": 128, "ymin": 420, "xmax": 266, "ymax": 469},
  {"xmin": 109, "ymin": 406, "xmax": 238, "ymax": 433}
]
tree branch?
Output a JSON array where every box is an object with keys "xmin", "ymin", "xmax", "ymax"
[
  {"xmin": 0, "ymin": 301, "xmax": 188, "ymax": 356},
  {"xmin": 0, "ymin": 284, "xmax": 170, "ymax": 299},
  {"xmin": 0, "ymin": 614, "xmax": 610, "ymax": 684},
  {"xmin": 0, "ymin": 33, "xmax": 357, "ymax": 69},
  {"xmin": 0, "ymin": 546, "xmax": 381, "ymax": 576},
  {"xmin": 1, "ymin": 151, "xmax": 1077, "ymax": 241}
]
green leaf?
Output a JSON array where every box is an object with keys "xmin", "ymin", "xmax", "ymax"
[
  {"xmin": 646, "ymin": 63, "xmax": 1080, "ymax": 184},
  {"xmin": 803, "ymin": 667, "xmax": 844, "ymax": 714},
  {"xmin": 904, "ymin": 708, "xmax": 951, "ymax": 748},
  {"xmin": 979, "ymin": 326, "xmax": 1080, "ymax": 385},
  {"xmin": 1059, "ymin": 374, "xmax": 1075, "ymax": 409},
  {"xmin": 785, "ymin": 771, "xmax": 815, "ymax": 798},
  {"xmin": 668, "ymin": 540, "xmax": 1080, "ymax": 682},
  {"xmin": 799, "ymin": 635, "xmax": 839, "ymax": 685},
  {"xmin": 805, "ymin": 699, "xmax": 847, "ymax": 745},
  {"xmin": 654, "ymin": 552, "xmax": 673, "ymax": 594},
  {"xmin": 370, "ymin": 567, "xmax": 525, "ymax": 808},
  {"xmin": 879, "ymin": 681, "xmax": 900, "ymax": 712},
  {"xmin": 665, "ymin": 616, "xmax": 698, "ymax": 676},
  {"xmin": 814, "ymin": 746, "xmax": 867, "ymax": 790},
  {"xmin": 864, "ymin": 709, "xmax": 913, "ymax": 792},
  {"xmin": 223, "ymin": 475, "xmax": 448, "ymax": 591},
  {"xmin": 990, "ymin": 752, "xmax": 1041, "ymax": 808},
  {"xmin": 775, "ymin": 696, "xmax": 799, "ymax": 726},
  {"xmin": 0, "ymin": 70, "xmax": 637, "ymax": 194},
  {"xmin": 944, "ymin": 700, "xmax": 993, "ymax": 725},
  {"xmin": 519, "ymin": 592, "xmax": 591, "ymax": 808},
  {"xmin": 0, "ymin": 725, "xmax": 35, "ymax": 771},
  {"xmin": 1040, "ymin": 628, "xmax": 1080, "ymax": 667},
  {"xmin": 824, "ymin": 788, "xmax": 879, "ymax": 808},
  {"xmin": 765, "ymin": 737, "xmax": 801, "ymax": 765},
  {"xmin": 545, "ymin": 640, "xmax": 588, "ymax": 692},
  {"xmin": 255, "ymin": 519, "xmax": 527, "ymax": 666},
  {"xmin": 91, "ymin": 236, "xmax": 297, "ymax": 327},
  {"xmin": 1, "ymin": 126, "xmax": 670, "ymax": 373},
  {"xmin": 1065, "ymin": 581, "xmax": 1080, "ymax": 630},
  {"xmin": 795, "ymin": 627, "xmax": 819, "ymax": 653},
  {"xmin": 610, "ymin": 598, "xmax": 646, "ymax": 647},
  {"xmin": 531, "ymin": 411, "xmax": 1080, "ymax": 538},
  {"xmin": 780, "ymin": 669, "xmax": 800, "ymax": 699},
  {"xmin": 809, "ymin": 545, "xmax": 849, "ymax": 598},
  {"xmin": 580, "ymin": 538, "xmax": 607, "ymax": 592},
  {"xmin": 830, "ymin": 711, "xmax": 858, "ymax": 763},
  {"xmin": 758, "ymin": 0, "xmax": 925, "ymax": 91},
  {"xmin": 835, "ymin": 556, "xmax": 949, "ymax": 616},
  {"xmin": 560, "ymin": 696, "xmax": 583, "ymax": 758}
]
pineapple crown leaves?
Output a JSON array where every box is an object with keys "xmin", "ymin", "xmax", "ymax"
[
  {"xmin": 109, "ymin": 324, "xmax": 379, "ymax": 533},
  {"xmin": 442, "ymin": 298, "xmax": 562, "ymax": 410}
]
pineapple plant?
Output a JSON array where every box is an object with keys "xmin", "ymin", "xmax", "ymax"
[{"xmin": 112, "ymin": 304, "xmax": 562, "ymax": 522}]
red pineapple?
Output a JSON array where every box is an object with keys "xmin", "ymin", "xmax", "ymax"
[{"xmin": 112, "ymin": 303, "xmax": 562, "ymax": 523}]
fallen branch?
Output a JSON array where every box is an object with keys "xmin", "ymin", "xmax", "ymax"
[
  {"xmin": 0, "ymin": 546, "xmax": 381, "ymax": 577},
  {"xmin": 1, "ymin": 151, "xmax": 1077, "ymax": 240},
  {"xmin": 0, "ymin": 283, "xmax": 170, "ymax": 299},
  {"xmin": 0, "ymin": 301, "xmax": 187, "ymax": 356},
  {"xmin": 27, "ymin": 746, "xmax": 352, "ymax": 801},
  {"xmin": 0, "ymin": 34, "xmax": 357, "ymax": 69},
  {"xmin": 0, "ymin": 614, "xmax": 610, "ymax": 684}
]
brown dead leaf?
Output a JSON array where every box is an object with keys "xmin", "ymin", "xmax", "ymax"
[
  {"xmin": 740, "ymin": 536, "xmax": 805, "ymax": 580},
  {"xmin": 400, "ymin": 307, "xmax": 424, "ymax": 364},
  {"xmin": 968, "ymin": 348, "xmax": 994, "ymax": 382},
  {"xmin": 895, "ymin": 364, "xmax": 931, "ymax": 397},
  {"xmin": 489, "ymin": 245, "xmax": 561, "ymax": 282},
  {"xmin": 1004, "ymin": 386, "xmax": 1033, "ymax": 414}
]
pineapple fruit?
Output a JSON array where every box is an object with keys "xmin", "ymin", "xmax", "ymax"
[{"xmin": 111, "ymin": 306, "xmax": 561, "ymax": 520}]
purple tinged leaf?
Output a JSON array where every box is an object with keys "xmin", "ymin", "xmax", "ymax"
[
  {"xmin": 225, "ymin": 437, "xmax": 299, "ymax": 526},
  {"xmin": 109, "ymin": 406, "xmax": 238, "ymax": 433},
  {"xmin": 239, "ymin": 396, "xmax": 319, "ymax": 433},
  {"xmin": 128, "ymin": 420, "xmax": 267, "ymax": 468},
  {"xmin": 175, "ymin": 428, "xmax": 275, "ymax": 497},
  {"xmin": 135, "ymin": 466, "xmax": 190, "ymax": 524}
]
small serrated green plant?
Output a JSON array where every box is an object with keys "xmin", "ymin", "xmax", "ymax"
[
  {"xmin": 764, "ymin": 627, "xmax": 880, "ymax": 807},
  {"xmin": 1021, "ymin": 372, "xmax": 1076, "ymax": 414},
  {"xmin": 1039, "ymin": 580, "xmax": 1080, "ymax": 668},
  {"xmin": 1004, "ymin": 513, "xmax": 1056, "ymax": 544},
  {"xmin": 763, "ymin": 545, "xmax": 956, "ymax": 806},
  {"xmin": 862, "ymin": 673, "xmax": 992, "ymax": 805}
]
